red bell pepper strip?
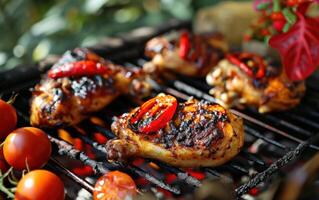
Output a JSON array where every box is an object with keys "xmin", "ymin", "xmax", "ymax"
[
  {"xmin": 130, "ymin": 94, "xmax": 178, "ymax": 134},
  {"xmin": 48, "ymin": 60, "xmax": 110, "ymax": 79},
  {"xmin": 179, "ymin": 31, "xmax": 191, "ymax": 60},
  {"xmin": 226, "ymin": 53, "xmax": 266, "ymax": 79}
]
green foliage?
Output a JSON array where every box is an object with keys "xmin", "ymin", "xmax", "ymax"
[{"xmin": 0, "ymin": 0, "xmax": 224, "ymax": 70}]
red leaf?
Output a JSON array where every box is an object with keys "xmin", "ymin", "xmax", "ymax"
[{"xmin": 269, "ymin": 14, "xmax": 319, "ymax": 81}]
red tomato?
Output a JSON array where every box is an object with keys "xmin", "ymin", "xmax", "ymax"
[
  {"xmin": 270, "ymin": 12, "xmax": 285, "ymax": 21},
  {"xmin": 0, "ymin": 99, "xmax": 17, "ymax": 140},
  {"xmin": 15, "ymin": 170, "xmax": 65, "ymax": 200},
  {"xmin": 93, "ymin": 171, "xmax": 137, "ymax": 200},
  {"xmin": 3, "ymin": 127, "xmax": 51, "ymax": 170},
  {"xmin": 129, "ymin": 94, "xmax": 178, "ymax": 134}
]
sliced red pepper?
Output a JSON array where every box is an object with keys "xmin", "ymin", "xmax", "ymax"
[
  {"xmin": 226, "ymin": 53, "xmax": 266, "ymax": 79},
  {"xmin": 129, "ymin": 94, "xmax": 178, "ymax": 134},
  {"xmin": 179, "ymin": 31, "xmax": 191, "ymax": 60},
  {"xmin": 48, "ymin": 60, "xmax": 110, "ymax": 79}
]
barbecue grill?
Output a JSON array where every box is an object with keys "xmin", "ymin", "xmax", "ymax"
[{"xmin": 0, "ymin": 20, "xmax": 318, "ymax": 199}]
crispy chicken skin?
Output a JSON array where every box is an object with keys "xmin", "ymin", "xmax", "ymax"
[
  {"xmin": 30, "ymin": 48, "xmax": 151, "ymax": 127},
  {"xmin": 206, "ymin": 54, "xmax": 305, "ymax": 113},
  {"xmin": 143, "ymin": 31, "xmax": 227, "ymax": 77},
  {"xmin": 106, "ymin": 94, "xmax": 244, "ymax": 167}
]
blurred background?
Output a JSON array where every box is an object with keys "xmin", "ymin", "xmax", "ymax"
[{"xmin": 0, "ymin": 0, "xmax": 236, "ymax": 71}]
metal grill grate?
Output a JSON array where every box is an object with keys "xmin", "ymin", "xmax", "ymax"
[{"xmin": 1, "ymin": 20, "xmax": 319, "ymax": 199}]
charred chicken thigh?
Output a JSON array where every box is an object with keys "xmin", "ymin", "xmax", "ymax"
[
  {"xmin": 30, "ymin": 48, "xmax": 151, "ymax": 127},
  {"xmin": 143, "ymin": 31, "xmax": 227, "ymax": 77},
  {"xmin": 206, "ymin": 52, "xmax": 305, "ymax": 113},
  {"xmin": 106, "ymin": 93, "xmax": 244, "ymax": 167}
]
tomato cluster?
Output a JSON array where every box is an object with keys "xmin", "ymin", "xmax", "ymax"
[
  {"xmin": 0, "ymin": 99, "xmax": 64, "ymax": 200},
  {"xmin": 0, "ymin": 98, "xmax": 137, "ymax": 200}
]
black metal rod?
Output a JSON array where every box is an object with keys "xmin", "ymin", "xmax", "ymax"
[
  {"xmin": 244, "ymin": 126, "xmax": 287, "ymax": 150},
  {"xmin": 48, "ymin": 157, "xmax": 95, "ymax": 193},
  {"xmin": 235, "ymin": 134, "xmax": 319, "ymax": 196}
]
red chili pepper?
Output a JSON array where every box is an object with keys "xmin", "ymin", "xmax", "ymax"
[
  {"xmin": 48, "ymin": 60, "xmax": 110, "ymax": 79},
  {"xmin": 226, "ymin": 53, "xmax": 266, "ymax": 79},
  {"xmin": 179, "ymin": 31, "xmax": 191, "ymax": 60},
  {"xmin": 130, "ymin": 94, "xmax": 178, "ymax": 134},
  {"xmin": 226, "ymin": 54, "xmax": 254, "ymax": 77}
]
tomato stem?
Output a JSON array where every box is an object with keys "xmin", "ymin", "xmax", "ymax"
[
  {"xmin": 0, "ymin": 167, "xmax": 15, "ymax": 199},
  {"xmin": 7, "ymin": 94, "xmax": 18, "ymax": 105},
  {"xmin": 273, "ymin": 0, "xmax": 281, "ymax": 12},
  {"xmin": 25, "ymin": 158, "xmax": 31, "ymax": 173}
]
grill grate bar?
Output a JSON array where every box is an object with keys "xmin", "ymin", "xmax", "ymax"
[
  {"xmin": 48, "ymin": 135, "xmax": 112, "ymax": 174},
  {"xmin": 244, "ymin": 126, "xmax": 287, "ymax": 149},
  {"xmin": 281, "ymin": 113, "xmax": 319, "ymax": 130},
  {"xmin": 227, "ymin": 164, "xmax": 249, "ymax": 174},
  {"xmin": 239, "ymin": 151, "xmax": 267, "ymax": 167},
  {"xmin": 254, "ymin": 114, "xmax": 313, "ymax": 136},
  {"xmin": 204, "ymin": 168, "xmax": 233, "ymax": 183},
  {"xmin": 48, "ymin": 157, "xmax": 95, "ymax": 192}
]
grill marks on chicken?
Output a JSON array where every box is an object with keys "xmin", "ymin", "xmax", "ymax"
[
  {"xmin": 206, "ymin": 53, "xmax": 305, "ymax": 113},
  {"xmin": 30, "ymin": 48, "xmax": 151, "ymax": 127},
  {"xmin": 31, "ymin": 75, "xmax": 118, "ymax": 127},
  {"xmin": 106, "ymin": 94, "xmax": 244, "ymax": 167},
  {"xmin": 143, "ymin": 31, "xmax": 227, "ymax": 77},
  {"xmin": 152, "ymin": 100, "xmax": 229, "ymax": 149}
]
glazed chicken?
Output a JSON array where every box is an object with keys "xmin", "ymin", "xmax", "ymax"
[
  {"xmin": 106, "ymin": 93, "xmax": 244, "ymax": 167},
  {"xmin": 206, "ymin": 52, "xmax": 305, "ymax": 113},
  {"xmin": 30, "ymin": 48, "xmax": 151, "ymax": 127},
  {"xmin": 143, "ymin": 31, "xmax": 227, "ymax": 77}
]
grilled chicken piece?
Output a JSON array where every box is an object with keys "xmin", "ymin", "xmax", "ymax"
[
  {"xmin": 30, "ymin": 48, "xmax": 151, "ymax": 127},
  {"xmin": 106, "ymin": 94, "xmax": 244, "ymax": 167},
  {"xmin": 206, "ymin": 52, "xmax": 305, "ymax": 113},
  {"xmin": 143, "ymin": 31, "xmax": 227, "ymax": 77}
]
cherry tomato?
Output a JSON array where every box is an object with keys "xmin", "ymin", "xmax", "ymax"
[
  {"xmin": 129, "ymin": 94, "xmax": 178, "ymax": 134},
  {"xmin": 270, "ymin": 12, "xmax": 285, "ymax": 21},
  {"xmin": 93, "ymin": 171, "xmax": 137, "ymax": 200},
  {"xmin": 3, "ymin": 127, "xmax": 51, "ymax": 170},
  {"xmin": 0, "ymin": 99, "xmax": 17, "ymax": 140},
  {"xmin": 15, "ymin": 170, "xmax": 65, "ymax": 200}
]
